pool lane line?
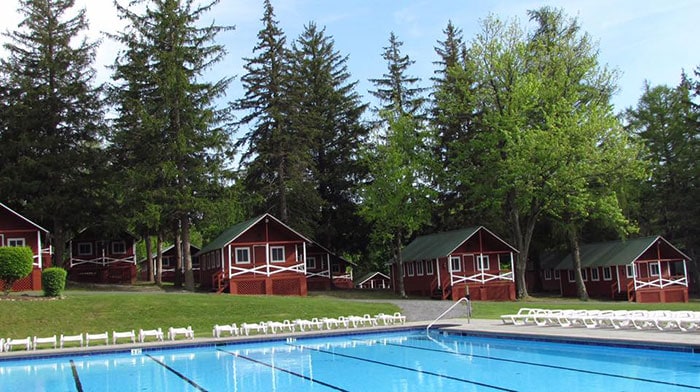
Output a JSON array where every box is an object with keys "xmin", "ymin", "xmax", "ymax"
[
  {"xmin": 144, "ymin": 354, "xmax": 209, "ymax": 392},
  {"xmin": 69, "ymin": 360, "xmax": 84, "ymax": 392},
  {"xmin": 217, "ymin": 348, "xmax": 349, "ymax": 392},
  {"xmin": 381, "ymin": 339, "xmax": 700, "ymax": 390},
  {"xmin": 288, "ymin": 343, "xmax": 516, "ymax": 392}
]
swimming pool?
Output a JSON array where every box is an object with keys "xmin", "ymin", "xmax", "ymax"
[{"xmin": 1, "ymin": 329, "xmax": 699, "ymax": 391}]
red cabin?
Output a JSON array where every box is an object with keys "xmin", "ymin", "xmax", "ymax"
[
  {"xmin": 392, "ymin": 227, "xmax": 518, "ymax": 301},
  {"xmin": 356, "ymin": 272, "xmax": 391, "ymax": 289},
  {"xmin": 139, "ymin": 244, "xmax": 201, "ymax": 283},
  {"xmin": 548, "ymin": 236, "xmax": 690, "ymax": 303},
  {"xmin": 0, "ymin": 202, "xmax": 52, "ymax": 291},
  {"xmin": 305, "ymin": 242, "xmax": 355, "ymax": 290},
  {"xmin": 197, "ymin": 214, "xmax": 315, "ymax": 295},
  {"xmin": 67, "ymin": 228, "xmax": 137, "ymax": 284}
]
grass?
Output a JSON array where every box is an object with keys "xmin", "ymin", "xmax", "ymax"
[{"xmin": 0, "ymin": 290, "xmax": 399, "ymax": 338}]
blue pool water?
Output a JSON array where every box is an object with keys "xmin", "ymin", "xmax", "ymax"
[{"xmin": 1, "ymin": 330, "xmax": 699, "ymax": 391}]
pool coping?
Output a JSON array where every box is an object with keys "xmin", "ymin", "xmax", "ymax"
[{"xmin": 3, "ymin": 318, "xmax": 700, "ymax": 360}]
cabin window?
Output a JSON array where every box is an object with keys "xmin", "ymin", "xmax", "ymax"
[
  {"xmin": 649, "ymin": 263, "xmax": 660, "ymax": 276},
  {"xmin": 270, "ymin": 246, "xmax": 285, "ymax": 263},
  {"xmin": 77, "ymin": 242, "xmax": 93, "ymax": 256},
  {"xmin": 476, "ymin": 255, "xmax": 490, "ymax": 271},
  {"xmin": 426, "ymin": 260, "xmax": 434, "ymax": 275},
  {"xmin": 7, "ymin": 238, "xmax": 25, "ymax": 247},
  {"xmin": 499, "ymin": 254, "xmax": 511, "ymax": 270},
  {"xmin": 321, "ymin": 259, "xmax": 328, "ymax": 270},
  {"xmin": 554, "ymin": 269, "xmax": 560, "ymax": 279},
  {"xmin": 603, "ymin": 266, "xmax": 612, "ymax": 281},
  {"xmin": 568, "ymin": 270, "xmax": 575, "ymax": 282},
  {"xmin": 450, "ymin": 256, "xmax": 462, "ymax": 272},
  {"xmin": 407, "ymin": 262, "xmax": 415, "ymax": 276},
  {"xmin": 581, "ymin": 269, "xmax": 587, "ymax": 281},
  {"xmin": 591, "ymin": 268, "xmax": 599, "ymax": 281},
  {"xmin": 626, "ymin": 264, "xmax": 635, "ymax": 278},
  {"xmin": 332, "ymin": 263, "xmax": 341, "ymax": 273},
  {"xmin": 543, "ymin": 269, "xmax": 552, "ymax": 280},
  {"xmin": 235, "ymin": 247, "xmax": 250, "ymax": 264},
  {"xmin": 306, "ymin": 257, "xmax": 316, "ymax": 269},
  {"xmin": 416, "ymin": 261, "xmax": 424, "ymax": 276},
  {"xmin": 162, "ymin": 257, "xmax": 173, "ymax": 268},
  {"xmin": 112, "ymin": 241, "xmax": 126, "ymax": 254}
]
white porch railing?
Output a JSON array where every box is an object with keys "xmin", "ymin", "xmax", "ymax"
[
  {"xmin": 333, "ymin": 272, "xmax": 353, "ymax": 281},
  {"xmin": 634, "ymin": 275, "xmax": 687, "ymax": 290},
  {"xmin": 70, "ymin": 255, "xmax": 136, "ymax": 268},
  {"xmin": 451, "ymin": 271, "xmax": 513, "ymax": 286},
  {"xmin": 306, "ymin": 270, "xmax": 330, "ymax": 279},
  {"xmin": 228, "ymin": 262, "xmax": 306, "ymax": 278},
  {"xmin": 32, "ymin": 247, "xmax": 52, "ymax": 267}
]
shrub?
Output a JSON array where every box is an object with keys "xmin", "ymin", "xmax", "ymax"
[
  {"xmin": 0, "ymin": 246, "xmax": 34, "ymax": 295},
  {"xmin": 42, "ymin": 267, "xmax": 67, "ymax": 297}
]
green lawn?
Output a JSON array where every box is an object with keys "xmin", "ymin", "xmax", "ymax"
[{"xmin": 0, "ymin": 291, "xmax": 399, "ymax": 338}]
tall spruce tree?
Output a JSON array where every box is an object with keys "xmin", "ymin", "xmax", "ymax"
[
  {"xmin": 109, "ymin": 0, "xmax": 232, "ymax": 290},
  {"xmin": 235, "ymin": 0, "xmax": 302, "ymax": 223},
  {"xmin": 287, "ymin": 22, "xmax": 369, "ymax": 251},
  {"xmin": 0, "ymin": 0, "xmax": 105, "ymax": 266},
  {"xmin": 369, "ymin": 32, "xmax": 426, "ymax": 119}
]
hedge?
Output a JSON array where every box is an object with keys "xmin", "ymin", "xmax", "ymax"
[
  {"xmin": 42, "ymin": 267, "xmax": 67, "ymax": 297},
  {"xmin": 0, "ymin": 246, "xmax": 34, "ymax": 295}
]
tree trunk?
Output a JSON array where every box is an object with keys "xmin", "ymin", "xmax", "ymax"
[
  {"xmin": 155, "ymin": 232, "xmax": 163, "ymax": 285},
  {"xmin": 183, "ymin": 216, "xmax": 195, "ymax": 291},
  {"xmin": 144, "ymin": 231, "xmax": 154, "ymax": 283},
  {"xmin": 568, "ymin": 228, "xmax": 589, "ymax": 301},
  {"xmin": 395, "ymin": 234, "xmax": 406, "ymax": 298},
  {"xmin": 173, "ymin": 226, "xmax": 182, "ymax": 288},
  {"xmin": 278, "ymin": 156, "xmax": 288, "ymax": 222},
  {"xmin": 52, "ymin": 222, "xmax": 66, "ymax": 268},
  {"xmin": 508, "ymin": 192, "xmax": 538, "ymax": 299}
]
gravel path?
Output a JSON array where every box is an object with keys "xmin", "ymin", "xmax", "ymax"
[{"xmin": 353, "ymin": 299, "xmax": 473, "ymax": 322}]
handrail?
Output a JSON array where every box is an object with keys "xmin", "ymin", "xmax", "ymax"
[{"xmin": 426, "ymin": 297, "xmax": 471, "ymax": 332}]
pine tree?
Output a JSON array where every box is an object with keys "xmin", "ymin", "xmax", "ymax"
[
  {"xmin": 369, "ymin": 32, "xmax": 426, "ymax": 119},
  {"xmin": 109, "ymin": 0, "xmax": 233, "ymax": 290},
  {"xmin": 234, "ymin": 0, "xmax": 302, "ymax": 223},
  {"xmin": 0, "ymin": 0, "xmax": 105, "ymax": 266},
  {"xmin": 287, "ymin": 22, "xmax": 369, "ymax": 251}
]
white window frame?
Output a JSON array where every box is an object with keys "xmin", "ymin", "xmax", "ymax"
[
  {"xmin": 407, "ymin": 262, "xmax": 414, "ymax": 277},
  {"xmin": 331, "ymin": 263, "xmax": 341, "ymax": 273},
  {"xmin": 450, "ymin": 256, "xmax": 462, "ymax": 272},
  {"xmin": 543, "ymin": 269, "xmax": 552, "ymax": 280},
  {"xmin": 270, "ymin": 246, "xmax": 285, "ymax": 263},
  {"xmin": 591, "ymin": 267, "xmax": 599, "ymax": 281},
  {"xmin": 626, "ymin": 264, "xmax": 635, "ymax": 278},
  {"xmin": 554, "ymin": 269, "xmax": 560, "ymax": 280},
  {"xmin": 476, "ymin": 255, "xmax": 490, "ymax": 271},
  {"xmin": 0, "ymin": 234, "xmax": 4, "ymax": 246},
  {"xmin": 426, "ymin": 260, "xmax": 434, "ymax": 275},
  {"xmin": 77, "ymin": 242, "xmax": 93, "ymax": 256},
  {"xmin": 7, "ymin": 238, "xmax": 25, "ymax": 247},
  {"xmin": 649, "ymin": 263, "xmax": 660, "ymax": 276},
  {"xmin": 306, "ymin": 256, "xmax": 316, "ymax": 269},
  {"xmin": 111, "ymin": 241, "xmax": 126, "ymax": 254},
  {"xmin": 416, "ymin": 261, "xmax": 424, "ymax": 276},
  {"xmin": 603, "ymin": 266, "xmax": 612, "ymax": 281},
  {"xmin": 568, "ymin": 270, "xmax": 575, "ymax": 282},
  {"xmin": 235, "ymin": 247, "xmax": 251, "ymax": 265}
]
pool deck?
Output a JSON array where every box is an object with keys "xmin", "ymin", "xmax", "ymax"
[{"xmin": 2, "ymin": 318, "xmax": 699, "ymax": 360}]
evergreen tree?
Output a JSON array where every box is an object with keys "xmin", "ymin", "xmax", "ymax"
[
  {"xmin": 288, "ymin": 22, "xmax": 369, "ymax": 251},
  {"xmin": 235, "ymin": 0, "xmax": 302, "ymax": 223},
  {"xmin": 0, "ymin": 0, "xmax": 105, "ymax": 266},
  {"xmin": 369, "ymin": 32, "xmax": 426, "ymax": 119},
  {"xmin": 109, "ymin": 0, "xmax": 232, "ymax": 290}
]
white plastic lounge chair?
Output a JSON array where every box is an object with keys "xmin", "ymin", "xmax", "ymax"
[
  {"xmin": 375, "ymin": 313, "xmax": 395, "ymax": 325},
  {"xmin": 241, "ymin": 322, "xmax": 268, "ymax": 335},
  {"xmin": 139, "ymin": 328, "xmax": 164, "ymax": 342},
  {"xmin": 320, "ymin": 317, "xmax": 348, "ymax": 329},
  {"xmin": 112, "ymin": 330, "xmax": 136, "ymax": 344},
  {"xmin": 85, "ymin": 332, "xmax": 109, "ymax": 347},
  {"xmin": 500, "ymin": 308, "xmax": 544, "ymax": 325},
  {"xmin": 549, "ymin": 309, "xmax": 590, "ymax": 328},
  {"xmin": 33, "ymin": 335, "xmax": 57, "ymax": 350},
  {"xmin": 391, "ymin": 312, "xmax": 407, "ymax": 324},
  {"xmin": 293, "ymin": 318, "xmax": 324, "ymax": 331},
  {"xmin": 677, "ymin": 311, "xmax": 700, "ymax": 332},
  {"xmin": 346, "ymin": 314, "xmax": 377, "ymax": 328},
  {"xmin": 266, "ymin": 320, "xmax": 295, "ymax": 333},
  {"xmin": 212, "ymin": 324, "xmax": 239, "ymax": 338},
  {"xmin": 5, "ymin": 337, "xmax": 32, "ymax": 351},
  {"xmin": 60, "ymin": 333, "xmax": 84, "ymax": 348},
  {"xmin": 0, "ymin": 338, "xmax": 4, "ymax": 352},
  {"xmin": 168, "ymin": 326, "xmax": 194, "ymax": 340}
]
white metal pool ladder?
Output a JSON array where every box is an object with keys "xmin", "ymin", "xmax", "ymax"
[{"xmin": 426, "ymin": 296, "xmax": 471, "ymax": 332}]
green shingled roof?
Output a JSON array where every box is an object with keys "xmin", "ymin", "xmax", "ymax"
[
  {"xmin": 553, "ymin": 236, "xmax": 677, "ymax": 270},
  {"xmin": 196, "ymin": 215, "xmax": 266, "ymax": 256},
  {"xmin": 401, "ymin": 227, "xmax": 482, "ymax": 262}
]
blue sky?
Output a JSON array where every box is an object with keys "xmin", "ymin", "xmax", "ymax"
[{"xmin": 0, "ymin": 0, "xmax": 698, "ymax": 114}]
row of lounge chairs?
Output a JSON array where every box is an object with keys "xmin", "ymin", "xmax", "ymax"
[
  {"xmin": 1, "ymin": 326, "xmax": 194, "ymax": 352},
  {"xmin": 213, "ymin": 312, "xmax": 407, "ymax": 337},
  {"xmin": 501, "ymin": 308, "xmax": 700, "ymax": 332}
]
